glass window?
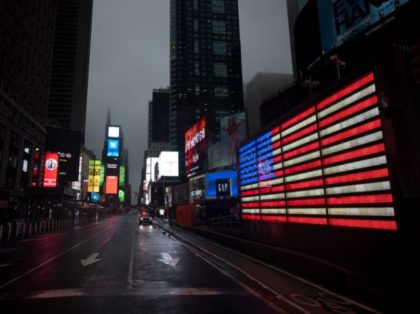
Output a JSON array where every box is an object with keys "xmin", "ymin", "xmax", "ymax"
[
  {"xmin": 194, "ymin": 40, "xmax": 199, "ymax": 54},
  {"xmin": 214, "ymin": 86, "xmax": 228, "ymax": 97},
  {"xmin": 214, "ymin": 63, "xmax": 227, "ymax": 77},
  {"xmin": 212, "ymin": 20, "xmax": 225, "ymax": 34},
  {"xmin": 212, "ymin": 0, "xmax": 225, "ymax": 13},
  {"xmin": 213, "ymin": 41, "xmax": 226, "ymax": 55},
  {"xmin": 195, "ymin": 61, "xmax": 200, "ymax": 76}
]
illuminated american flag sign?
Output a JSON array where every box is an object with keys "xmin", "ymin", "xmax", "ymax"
[{"xmin": 239, "ymin": 72, "xmax": 397, "ymax": 231}]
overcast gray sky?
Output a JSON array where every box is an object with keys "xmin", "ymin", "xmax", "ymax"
[{"xmin": 85, "ymin": 0, "xmax": 292, "ymax": 203}]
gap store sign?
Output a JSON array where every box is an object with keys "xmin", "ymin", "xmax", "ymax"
[
  {"xmin": 239, "ymin": 72, "xmax": 397, "ymax": 231},
  {"xmin": 317, "ymin": 0, "xmax": 411, "ymax": 53}
]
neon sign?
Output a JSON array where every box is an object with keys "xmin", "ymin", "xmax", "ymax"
[{"xmin": 239, "ymin": 72, "xmax": 397, "ymax": 231}]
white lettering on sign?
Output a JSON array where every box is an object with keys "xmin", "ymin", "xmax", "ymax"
[{"xmin": 186, "ymin": 128, "xmax": 206, "ymax": 152}]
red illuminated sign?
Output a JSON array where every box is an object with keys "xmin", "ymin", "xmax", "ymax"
[
  {"xmin": 43, "ymin": 152, "xmax": 59, "ymax": 188},
  {"xmin": 105, "ymin": 176, "xmax": 118, "ymax": 195},
  {"xmin": 185, "ymin": 117, "xmax": 206, "ymax": 178},
  {"xmin": 239, "ymin": 72, "xmax": 397, "ymax": 231}
]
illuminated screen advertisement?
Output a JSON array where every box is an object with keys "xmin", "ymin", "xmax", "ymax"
[
  {"xmin": 118, "ymin": 189, "xmax": 125, "ymax": 202},
  {"xmin": 185, "ymin": 117, "xmax": 206, "ymax": 178},
  {"xmin": 108, "ymin": 126, "xmax": 120, "ymax": 138},
  {"xmin": 119, "ymin": 165, "xmax": 125, "ymax": 187},
  {"xmin": 43, "ymin": 152, "xmax": 59, "ymax": 188},
  {"xmin": 205, "ymin": 170, "xmax": 238, "ymax": 198},
  {"xmin": 317, "ymin": 0, "xmax": 411, "ymax": 53},
  {"xmin": 105, "ymin": 176, "xmax": 118, "ymax": 195},
  {"xmin": 107, "ymin": 139, "xmax": 120, "ymax": 157},
  {"xmin": 239, "ymin": 72, "xmax": 397, "ymax": 231},
  {"xmin": 146, "ymin": 157, "xmax": 159, "ymax": 182},
  {"xmin": 158, "ymin": 151, "xmax": 179, "ymax": 178},
  {"xmin": 88, "ymin": 160, "xmax": 101, "ymax": 192}
]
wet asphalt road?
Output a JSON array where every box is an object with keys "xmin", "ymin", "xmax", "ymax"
[{"xmin": 0, "ymin": 215, "xmax": 279, "ymax": 314}]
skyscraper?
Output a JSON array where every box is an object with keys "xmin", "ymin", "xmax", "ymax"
[
  {"xmin": 0, "ymin": 0, "xmax": 57, "ymax": 195},
  {"xmin": 170, "ymin": 0, "xmax": 244, "ymax": 176},
  {"xmin": 47, "ymin": 0, "xmax": 93, "ymax": 141},
  {"xmin": 148, "ymin": 88, "xmax": 170, "ymax": 145}
]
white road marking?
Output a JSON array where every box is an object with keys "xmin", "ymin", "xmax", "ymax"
[
  {"xmin": 0, "ymin": 226, "xmax": 114, "ymax": 289},
  {"xmin": 0, "ymin": 263, "xmax": 13, "ymax": 268},
  {"xmin": 158, "ymin": 252, "xmax": 179, "ymax": 267},
  {"xmin": 210, "ymin": 239, "xmax": 381, "ymax": 314},
  {"xmin": 0, "ymin": 287, "xmax": 247, "ymax": 300},
  {"xmin": 180, "ymin": 241, "xmax": 290, "ymax": 314},
  {"xmin": 80, "ymin": 253, "xmax": 102, "ymax": 266},
  {"xmin": 127, "ymin": 222, "xmax": 135, "ymax": 289}
]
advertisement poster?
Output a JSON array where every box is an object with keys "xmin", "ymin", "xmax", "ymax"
[
  {"xmin": 185, "ymin": 117, "xmax": 207, "ymax": 178},
  {"xmin": 220, "ymin": 112, "xmax": 246, "ymax": 168},
  {"xmin": 107, "ymin": 139, "xmax": 120, "ymax": 157},
  {"xmin": 105, "ymin": 176, "xmax": 118, "ymax": 195},
  {"xmin": 158, "ymin": 151, "xmax": 179, "ymax": 178},
  {"xmin": 43, "ymin": 152, "xmax": 59, "ymax": 188},
  {"xmin": 46, "ymin": 127, "xmax": 81, "ymax": 182},
  {"xmin": 317, "ymin": 0, "xmax": 411, "ymax": 53}
]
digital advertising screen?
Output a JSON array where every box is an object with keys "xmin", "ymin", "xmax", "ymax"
[
  {"xmin": 317, "ymin": 0, "xmax": 411, "ymax": 53},
  {"xmin": 105, "ymin": 176, "xmax": 118, "ymax": 195},
  {"xmin": 119, "ymin": 165, "xmax": 125, "ymax": 187},
  {"xmin": 146, "ymin": 157, "xmax": 159, "ymax": 182},
  {"xmin": 118, "ymin": 189, "xmax": 125, "ymax": 202},
  {"xmin": 46, "ymin": 127, "xmax": 82, "ymax": 182},
  {"xmin": 107, "ymin": 139, "xmax": 120, "ymax": 157},
  {"xmin": 108, "ymin": 126, "xmax": 120, "ymax": 138},
  {"xmin": 158, "ymin": 151, "xmax": 179, "ymax": 178},
  {"xmin": 88, "ymin": 160, "xmax": 101, "ymax": 193},
  {"xmin": 239, "ymin": 72, "xmax": 397, "ymax": 231},
  {"xmin": 205, "ymin": 170, "xmax": 238, "ymax": 198},
  {"xmin": 43, "ymin": 152, "xmax": 59, "ymax": 188},
  {"xmin": 185, "ymin": 117, "xmax": 207, "ymax": 178}
]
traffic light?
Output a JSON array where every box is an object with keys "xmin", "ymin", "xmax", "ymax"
[{"xmin": 408, "ymin": 40, "xmax": 420, "ymax": 85}]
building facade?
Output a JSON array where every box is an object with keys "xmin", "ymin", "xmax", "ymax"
[
  {"xmin": 148, "ymin": 88, "xmax": 170, "ymax": 145},
  {"xmin": 170, "ymin": 0, "xmax": 244, "ymax": 177},
  {"xmin": 0, "ymin": 0, "xmax": 57, "ymax": 210},
  {"xmin": 47, "ymin": 0, "xmax": 93, "ymax": 140}
]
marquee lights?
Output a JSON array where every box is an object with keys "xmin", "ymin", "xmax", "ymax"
[{"xmin": 239, "ymin": 72, "xmax": 397, "ymax": 231}]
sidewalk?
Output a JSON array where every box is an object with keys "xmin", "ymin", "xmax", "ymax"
[{"xmin": 154, "ymin": 220, "xmax": 411, "ymax": 312}]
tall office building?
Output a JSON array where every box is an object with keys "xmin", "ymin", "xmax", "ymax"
[
  {"xmin": 148, "ymin": 88, "xmax": 170, "ymax": 145},
  {"xmin": 170, "ymin": 0, "xmax": 244, "ymax": 176},
  {"xmin": 0, "ymin": 1, "xmax": 57, "ymax": 199},
  {"xmin": 47, "ymin": 0, "xmax": 93, "ymax": 140}
]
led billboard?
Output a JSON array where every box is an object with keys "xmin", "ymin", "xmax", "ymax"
[
  {"xmin": 220, "ymin": 112, "xmax": 246, "ymax": 168},
  {"xmin": 108, "ymin": 126, "xmax": 120, "ymax": 138},
  {"xmin": 239, "ymin": 72, "xmax": 397, "ymax": 231},
  {"xmin": 317, "ymin": 0, "xmax": 411, "ymax": 53},
  {"xmin": 88, "ymin": 160, "xmax": 101, "ymax": 193},
  {"xmin": 119, "ymin": 165, "xmax": 125, "ymax": 187},
  {"xmin": 158, "ymin": 151, "xmax": 179, "ymax": 178},
  {"xmin": 105, "ymin": 176, "xmax": 118, "ymax": 195},
  {"xmin": 185, "ymin": 117, "xmax": 206, "ymax": 178},
  {"xmin": 43, "ymin": 152, "xmax": 59, "ymax": 188},
  {"xmin": 205, "ymin": 170, "xmax": 238, "ymax": 198},
  {"xmin": 118, "ymin": 189, "xmax": 125, "ymax": 202},
  {"xmin": 146, "ymin": 157, "xmax": 159, "ymax": 182},
  {"xmin": 46, "ymin": 127, "xmax": 82, "ymax": 182},
  {"xmin": 107, "ymin": 139, "xmax": 120, "ymax": 157}
]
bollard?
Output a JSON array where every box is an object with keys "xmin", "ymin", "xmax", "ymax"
[
  {"xmin": 34, "ymin": 222, "xmax": 38, "ymax": 234},
  {"xmin": 28, "ymin": 223, "xmax": 32, "ymax": 235},
  {"xmin": 47, "ymin": 220, "xmax": 51, "ymax": 231},
  {"xmin": 22, "ymin": 223, "xmax": 27, "ymax": 237},
  {"xmin": 0, "ymin": 225, "xmax": 3, "ymax": 240},
  {"xmin": 15, "ymin": 223, "xmax": 21, "ymax": 238}
]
